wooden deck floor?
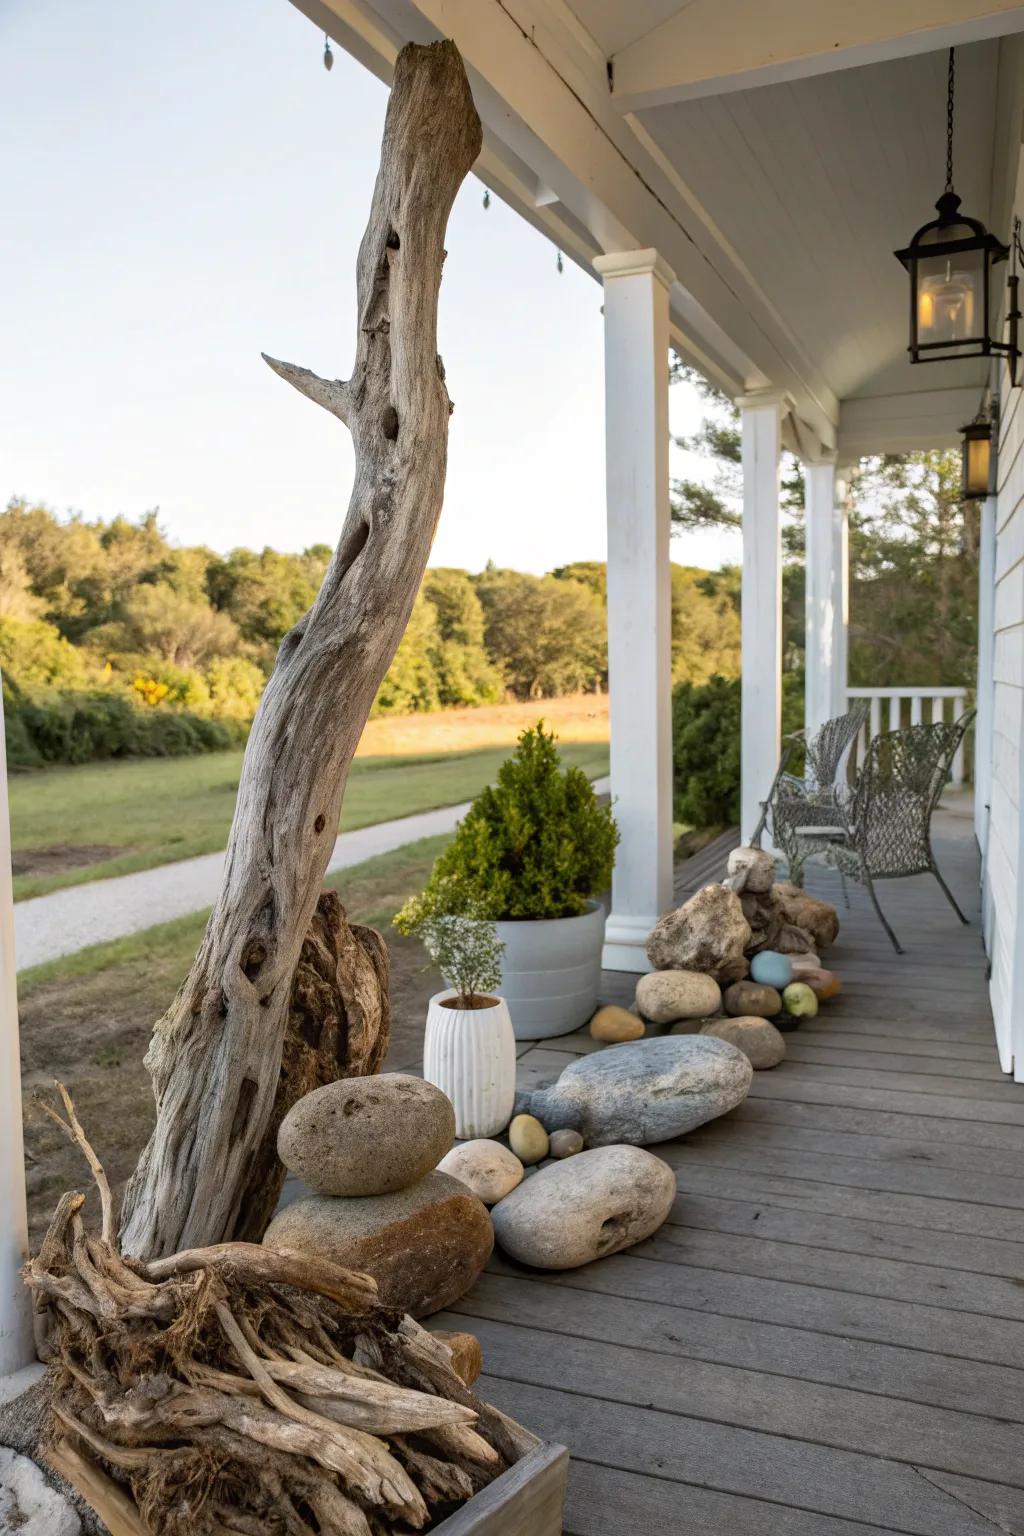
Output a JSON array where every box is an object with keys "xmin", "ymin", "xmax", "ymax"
[{"xmin": 436, "ymin": 795, "xmax": 1024, "ymax": 1535}]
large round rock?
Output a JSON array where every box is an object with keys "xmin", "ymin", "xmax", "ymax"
[
  {"xmin": 699, "ymin": 1015, "xmax": 785, "ymax": 1069},
  {"xmin": 513, "ymin": 1036, "xmax": 752, "ymax": 1146},
  {"xmin": 263, "ymin": 1172, "xmax": 492, "ymax": 1318},
  {"xmin": 277, "ymin": 1074, "xmax": 455, "ymax": 1197},
  {"xmin": 635, "ymin": 970, "xmax": 721, "ymax": 1024},
  {"xmin": 491, "ymin": 1145, "xmax": 675, "ymax": 1268}
]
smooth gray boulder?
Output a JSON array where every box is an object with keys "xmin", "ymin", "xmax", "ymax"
[
  {"xmin": 491, "ymin": 1145, "xmax": 675, "ymax": 1268},
  {"xmin": 277, "ymin": 1074, "xmax": 455, "ymax": 1197},
  {"xmin": 512, "ymin": 1035, "xmax": 752, "ymax": 1146}
]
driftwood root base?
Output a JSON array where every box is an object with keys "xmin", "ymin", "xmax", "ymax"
[{"xmin": 26, "ymin": 1090, "xmax": 537, "ymax": 1535}]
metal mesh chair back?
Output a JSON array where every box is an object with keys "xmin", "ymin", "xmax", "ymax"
[
  {"xmin": 849, "ymin": 719, "xmax": 967, "ymax": 878},
  {"xmin": 804, "ymin": 701, "xmax": 869, "ymax": 791}
]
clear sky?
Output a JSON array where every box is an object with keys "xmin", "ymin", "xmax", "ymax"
[{"xmin": 1, "ymin": 0, "xmax": 739, "ymax": 575}]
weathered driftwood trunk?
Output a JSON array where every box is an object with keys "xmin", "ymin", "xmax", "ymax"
[
  {"xmin": 120, "ymin": 41, "xmax": 482, "ymax": 1259},
  {"xmin": 234, "ymin": 895, "xmax": 390, "ymax": 1243}
]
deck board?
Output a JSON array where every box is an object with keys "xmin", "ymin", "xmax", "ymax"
[{"xmin": 437, "ymin": 796, "xmax": 1024, "ymax": 1534}]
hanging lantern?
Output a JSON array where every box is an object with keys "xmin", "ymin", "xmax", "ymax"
[
  {"xmin": 894, "ymin": 49, "xmax": 1016, "ymax": 370},
  {"xmin": 960, "ymin": 412, "xmax": 992, "ymax": 500}
]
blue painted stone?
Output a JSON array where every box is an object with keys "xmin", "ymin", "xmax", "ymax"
[{"xmin": 750, "ymin": 950, "xmax": 793, "ymax": 988}]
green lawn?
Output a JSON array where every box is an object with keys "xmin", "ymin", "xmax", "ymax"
[
  {"xmin": 17, "ymin": 832, "xmax": 454, "ymax": 996},
  {"xmin": 9, "ymin": 741, "xmax": 609, "ymax": 900}
]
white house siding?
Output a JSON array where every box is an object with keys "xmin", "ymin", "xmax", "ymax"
[{"xmin": 988, "ymin": 187, "xmax": 1024, "ymax": 1076}]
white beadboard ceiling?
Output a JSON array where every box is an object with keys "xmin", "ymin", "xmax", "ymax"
[
  {"xmin": 564, "ymin": 0, "xmax": 691, "ymax": 55},
  {"xmin": 634, "ymin": 41, "xmax": 1005, "ymax": 401}
]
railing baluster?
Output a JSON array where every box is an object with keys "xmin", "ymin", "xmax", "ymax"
[
  {"xmin": 952, "ymin": 691, "xmax": 966, "ymax": 787},
  {"xmin": 843, "ymin": 686, "xmax": 974, "ymax": 784}
]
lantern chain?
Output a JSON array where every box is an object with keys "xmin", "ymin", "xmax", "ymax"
[{"xmin": 945, "ymin": 46, "xmax": 955, "ymax": 192}]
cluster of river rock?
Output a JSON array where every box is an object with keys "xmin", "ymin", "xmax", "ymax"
[{"xmin": 265, "ymin": 846, "xmax": 841, "ymax": 1308}]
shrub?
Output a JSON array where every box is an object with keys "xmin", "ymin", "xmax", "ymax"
[
  {"xmin": 672, "ymin": 673, "xmax": 803, "ymax": 829},
  {"xmin": 396, "ymin": 722, "xmax": 618, "ymax": 925},
  {"xmin": 6, "ymin": 689, "xmax": 241, "ymax": 767},
  {"xmin": 0, "ymin": 617, "xmax": 89, "ymax": 690}
]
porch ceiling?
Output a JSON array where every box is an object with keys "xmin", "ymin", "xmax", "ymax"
[
  {"xmin": 291, "ymin": 0, "xmax": 1024, "ymax": 456},
  {"xmin": 633, "ymin": 43, "xmax": 1003, "ymax": 405}
]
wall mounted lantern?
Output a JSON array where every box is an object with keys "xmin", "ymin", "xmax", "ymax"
[
  {"xmin": 895, "ymin": 49, "xmax": 1019, "ymax": 379},
  {"xmin": 959, "ymin": 411, "xmax": 993, "ymax": 500}
]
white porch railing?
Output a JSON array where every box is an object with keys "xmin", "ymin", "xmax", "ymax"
[{"xmin": 845, "ymin": 687, "xmax": 971, "ymax": 787}]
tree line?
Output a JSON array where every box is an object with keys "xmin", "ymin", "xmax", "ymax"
[
  {"xmin": 0, "ymin": 498, "xmax": 742, "ymax": 765},
  {"xmin": 671, "ymin": 363, "xmax": 979, "ymax": 690}
]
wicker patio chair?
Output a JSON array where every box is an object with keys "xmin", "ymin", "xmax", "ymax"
[
  {"xmin": 782, "ymin": 713, "xmax": 975, "ymax": 954},
  {"xmin": 753, "ymin": 703, "xmax": 868, "ymax": 877}
]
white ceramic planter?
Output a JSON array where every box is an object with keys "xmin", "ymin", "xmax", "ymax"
[
  {"xmin": 423, "ymin": 989, "xmax": 517, "ymax": 1138},
  {"xmin": 497, "ymin": 901, "xmax": 606, "ymax": 1040}
]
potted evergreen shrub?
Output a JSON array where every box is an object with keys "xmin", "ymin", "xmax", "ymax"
[
  {"xmin": 417, "ymin": 908, "xmax": 516, "ymax": 1137},
  {"xmin": 398, "ymin": 724, "xmax": 619, "ymax": 1039}
]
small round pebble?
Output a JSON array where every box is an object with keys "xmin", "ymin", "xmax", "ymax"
[
  {"xmin": 750, "ymin": 950, "xmax": 793, "ymax": 989},
  {"xmin": 508, "ymin": 1113, "xmax": 549, "ymax": 1165},
  {"xmin": 722, "ymin": 980, "xmax": 782, "ymax": 1019},
  {"xmin": 801, "ymin": 967, "xmax": 841, "ymax": 1000},
  {"xmin": 782, "ymin": 981, "xmax": 818, "ymax": 1018},
  {"xmin": 548, "ymin": 1128, "xmax": 584, "ymax": 1159},
  {"xmin": 590, "ymin": 1005, "xmax": 645, "ymax": 1043}
]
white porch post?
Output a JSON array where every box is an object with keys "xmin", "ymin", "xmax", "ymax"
[
  {"xmin": 739, "ymin": 392, "xmax": 785, "ymax": 845},
  {"xmin": 804, "ymin": 455, "xmax": 838, "ymax": 740},
  {"xmin": 595, "ymin": 249, "xmax": 675, "ymax": 970},
  {"xmin": 0, "ymin": 683, "xmax": 34, "ymax": 1379},
  {"xmin": 832, "ymin": 465, "xmax": 852, "ymax": 718},
  {"xmin": 975, "ymin": 494, "xmax": 997, "ymax": 860}
]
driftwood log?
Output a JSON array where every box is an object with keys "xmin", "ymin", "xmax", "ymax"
[
  {"xmin": 29, "ymin": 1088, "xmax": 534, "ymax": 1535},
  {"xmin": 120, "ymin": 41, "xmax": 482, "ymax": 1259}
]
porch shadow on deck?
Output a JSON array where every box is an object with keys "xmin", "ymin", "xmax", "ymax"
[{"xmin": 435, "ymin": 795, "xmax": 1024, "ymax": 1535}]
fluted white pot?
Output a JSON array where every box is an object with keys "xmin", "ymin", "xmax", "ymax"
[{"xmin": 423, "ymin": 989, "xmax": 517, "ymax": 1139}]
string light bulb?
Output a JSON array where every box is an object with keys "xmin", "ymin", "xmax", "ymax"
[
  {"xmin": 323, "ymin": 32, "xmax": 334, "ymax": 70},
  {"xmin": 482, "ymin": 188, "xmax": 491, "ymax": 210},
  {"xmin": 556, "ymin": 250, "xmax": 564, "ymax": 274}
]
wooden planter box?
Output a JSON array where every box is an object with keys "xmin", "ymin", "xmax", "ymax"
[
  {"xmin": 48, "ymin": 1436, "xmax": 569, "ymax": 1536},
  {"xmin": 433, "ymin": 1443, "xmax": 568, "ymax": 1535}
]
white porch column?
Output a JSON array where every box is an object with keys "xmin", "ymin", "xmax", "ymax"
[
  {"xmin": 739, "ymin": 391, "xmax": 785, "ymax": 845},
  {"xmin": 0, "ymin": 683, "xmax": 34, "ymax": 1378},
  {"xmin": 804, "ymin": 455, "xmax": 838, "ymax": 740},
  {"xmin": 595, "ymin": 249, "xmax": 675, "ymax": 971},
  {"xmin": 832, "ymin": 465, "xmax": 852, "ymax": 718},
  {"xmin": 975, "ymin": 494, "xmax": 997, "ymax": 859}
]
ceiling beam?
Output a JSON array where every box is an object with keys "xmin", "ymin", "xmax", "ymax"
[
  {"xmin": 837, "ymin": 386, "xmax": 981, "ymax": 457},
  {"xmin": 611, "ymin": 0, "xmax": 1024, "ymax": 111}
]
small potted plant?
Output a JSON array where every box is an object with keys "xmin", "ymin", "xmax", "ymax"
[
  {"xmin": 398, "ymin": 724, "xmax": 618, "ymax": 1039},
  {"xmin": 417, "ymin": 906, "xmax": 516, "ymax": 1138}
]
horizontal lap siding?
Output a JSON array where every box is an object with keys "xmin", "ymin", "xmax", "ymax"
[{"xmin": 988, "ymin": 335, "xmax": 1024, "ymax": 1069}]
